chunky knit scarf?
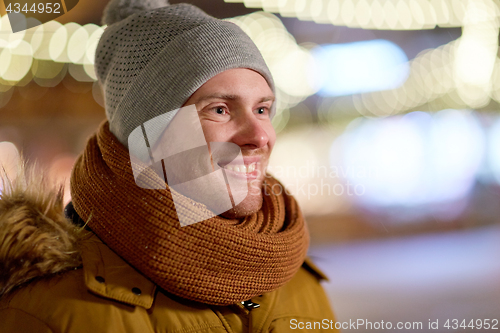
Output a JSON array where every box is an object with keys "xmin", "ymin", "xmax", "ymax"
[{"xmin": 70, "ymin": 122, "xmax": 309, "ymax": 306}]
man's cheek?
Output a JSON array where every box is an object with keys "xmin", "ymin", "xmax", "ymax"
[{"xmin": 266, "ymin": 123, "xmax": 277, "ymax": 148}]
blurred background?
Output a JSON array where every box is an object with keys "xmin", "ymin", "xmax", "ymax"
[{"xmin": 0, "ymin": 0, "xmax": 499, "ymax": 331}]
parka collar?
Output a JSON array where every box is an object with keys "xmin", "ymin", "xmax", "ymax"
[
  {"xmin": 80, "ymin": 235, "xmax": 157, "ymax": 309},
  {"xmin": 66, "ymin": 203, "xmax": 328, "ymax": 310}
]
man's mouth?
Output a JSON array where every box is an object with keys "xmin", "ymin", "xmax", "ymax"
[
  {"xmin": 216, "ymin": 156, "xmax": 262, "ymax": 180},
  {"xmin": 222, "ymin": 162, "xmax": 257, "ymax": 174}
]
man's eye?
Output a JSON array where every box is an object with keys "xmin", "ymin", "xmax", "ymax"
[
  {"xmin": 215, "ymin": 107, "xmax": 226, "ymax": 115},
  {"xmin": 257, "ymin": 107, "xmax": 268, "ymax": 115}
]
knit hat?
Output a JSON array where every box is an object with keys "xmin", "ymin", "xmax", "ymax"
[{"xmin": 95, "ymin": 0, "xmax": 275, "ymax": 147}]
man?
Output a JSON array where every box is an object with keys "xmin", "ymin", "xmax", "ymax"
[{"xmin": 0, "ymin": 1, "xmax": 337, "ymax": 331}]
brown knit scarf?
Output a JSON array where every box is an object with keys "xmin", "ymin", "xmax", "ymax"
[{"xmin": 70, "ymin": 122, "xmax": 309, "ymax": 306}]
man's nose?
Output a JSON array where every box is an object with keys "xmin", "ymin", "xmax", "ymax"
[{"xmin": 232, "ymin": 112, "xmax": 269, "ymax": 149}]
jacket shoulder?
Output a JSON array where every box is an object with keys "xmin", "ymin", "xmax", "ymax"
[
  {"xmin": 279, "ymin": 259, "xmax": 334, "ymax": 317},
  {"xmin": 260, "ymin": 259, "xmax": 337, "ymax": 332},
  {"xmin": 0, "ymin": 307, "xmax": 54, "ymax": 332},
  {"xmin": 0, "ymin": 268, "xmax": 84, "ymax": 332},
  {"xmin": 0, "ymin": 267, "xmax": 156, "ymax": 333}
]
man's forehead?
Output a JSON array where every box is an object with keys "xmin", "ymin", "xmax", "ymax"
[{"xmin": 194, "ymin": 94, "xmax": 275, "ymax": 104}]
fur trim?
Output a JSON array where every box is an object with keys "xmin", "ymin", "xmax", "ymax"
[{"xmin": 0, "ymin": 161, "xmax": 83, "ymax": 297}]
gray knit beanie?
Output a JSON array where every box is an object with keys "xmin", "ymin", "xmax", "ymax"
[{"xmin": 95, "ymin": 0, "xmax": 275, "ymax": 147}]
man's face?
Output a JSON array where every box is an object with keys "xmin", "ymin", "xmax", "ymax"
[{"xmin": 183, "ymin": 68, "xmax": 276, "ymax": 218}]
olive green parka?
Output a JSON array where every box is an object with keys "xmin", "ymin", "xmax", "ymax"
[{"xmin": 0, "ymin": 172, "xmax": 337, "ymax": 332}]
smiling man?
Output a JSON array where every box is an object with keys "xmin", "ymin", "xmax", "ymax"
[
  {"xmin": 186, "ymin": 68, "xmax": 275, "ymax": 218},
  {"xmin": 0, "ymin": 1, "xmax": 336, "ymax": 332}
]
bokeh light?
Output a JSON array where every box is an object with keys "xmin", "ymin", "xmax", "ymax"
[
  {"xmin": 0, "ymin": 141, "xmax": 20, "ymax": 195},
  {"xmin": 488, "ymin": 117, "xmax": 500, "ymax": 184},
  {"xmin": 332, "ymin": 110, "xmax": 485, "ymax": 208},
  {"xmin": 31, "ymin": 21, "xmax": 63, "ymax": 60},
  {"xmin": 226, "ymin": 0, "xmax": 499, "ymax": 29},
  {"xmin": 0, "ymin": 40, "xmax": 33, "ymax": 83},
  {"xmin": 269, "ymin": 127, "xmax": 348, "ymax": 215},
  {"xmin": 48, "ymin": 154, "xmax": 76, "ymax": 204},
  {"xmin": 228, "ymin": 11, "xmax": 318, "ymax": 117},
  {"xmin": 310, "ymin": 40, "xmax": 409, "ymax": 97},
  {"xmin": 67, "ymin": 25, "xmax": 90, "ymax": 64}
]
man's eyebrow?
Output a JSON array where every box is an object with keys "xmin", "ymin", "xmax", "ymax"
[
  {"xmin": 195, "ymin": 94, "xmax": 238, "ymax": 103},
  {"xmin": 195, "ymin": 94, "xmax": 275, "ymax": 103},
  {"xmin": 258, "ymin": 96, "xmax": 275, "ymax": 103}
]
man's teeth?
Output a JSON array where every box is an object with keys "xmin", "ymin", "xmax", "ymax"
[{"xmin": 224, "ymin": 163, "xmax": 256, "ymax": 173}]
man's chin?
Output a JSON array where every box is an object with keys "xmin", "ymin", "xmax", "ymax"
[{"xmin": 219, "ymin": 194, "xmax": 264, "ymax": 219}]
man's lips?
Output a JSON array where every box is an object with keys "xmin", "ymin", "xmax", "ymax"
[
  {"xmin": 216, "ymin": 156, "xmax": 262, "ymax": 179},
  {"xmin": 222, "ymin": 162, "xmax": 257, "ymax": 174},
  {"xmin": 217, "ymin": 156, "xmax": 261, "ymax": 167}
]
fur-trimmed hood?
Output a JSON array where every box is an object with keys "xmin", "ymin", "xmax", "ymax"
[{"xmin": 0, "ymin": 164, "xmax": 82, "ymax": 297}]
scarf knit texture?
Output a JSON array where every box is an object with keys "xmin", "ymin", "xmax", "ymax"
[{"xmin": 70, "ymin": 122, "xmax": 309, "ymax": 306}]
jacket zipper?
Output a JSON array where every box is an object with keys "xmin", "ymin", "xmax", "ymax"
[{"xmin": 237, "ymin": 300, "xmax": 260, "ymax": 332}]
